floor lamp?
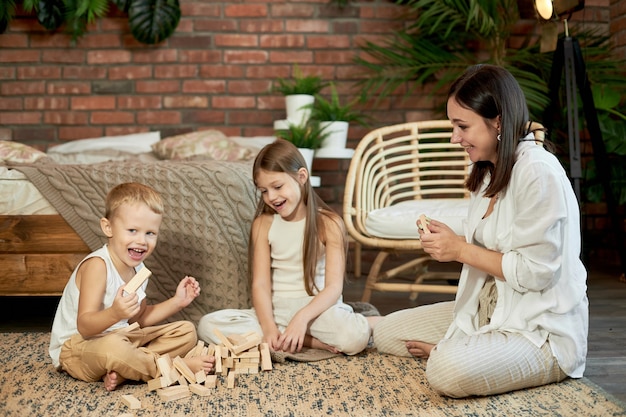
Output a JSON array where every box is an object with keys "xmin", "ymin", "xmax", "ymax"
[{"xmin": 538, "ymin": 0, "xmax": 626, "ymax": 278}]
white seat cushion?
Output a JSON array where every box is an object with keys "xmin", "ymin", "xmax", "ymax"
[{"xmin": 365, "ymin": 199, "xmax": 470, "ymax": 239}]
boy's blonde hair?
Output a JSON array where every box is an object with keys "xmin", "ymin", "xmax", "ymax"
[{"xmin": 104, "ymin": 182, "xmax": 164, "ymax": 220}]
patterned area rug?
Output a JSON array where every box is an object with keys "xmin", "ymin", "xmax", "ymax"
[{"xmin": 1, "ymin": 332, "xmax": 624, "ymax": 417}]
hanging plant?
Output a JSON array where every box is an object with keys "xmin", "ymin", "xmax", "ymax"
[
  {"xmin": 0, "ymin": 0, "xmax": 181, "ymax": 45},
  {"xmin": 129, "ymin": 0, "xmax": 181, "ymax": 45}
]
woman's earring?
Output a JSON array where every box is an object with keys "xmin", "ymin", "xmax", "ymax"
[{"xmin": 497, "ymin": 134, "xmax": 501, "ymax": 141}]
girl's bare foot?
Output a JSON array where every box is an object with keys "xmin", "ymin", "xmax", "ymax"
[
  {"xmin": 405, "ymin": 340, "xmax": 434, "ymax": 358},
  {"xmin": 103, "ymin": 370, "xmax": 125, "ymax": 391},
  {"xmin": 183, "ymin": 355, "xmax": 215, "ymax": 375},
  {"xmin": 307, "ymin": 336, "xmax": 340, "ymax": 354}
]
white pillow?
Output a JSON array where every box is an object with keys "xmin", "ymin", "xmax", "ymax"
[
  {"xmin": 365, "ymin": 199, "xmax": 470, "ymax": 239},
  {"xmin": 47, "ymin": 131, "xmax": 161, "ymax": 154}
]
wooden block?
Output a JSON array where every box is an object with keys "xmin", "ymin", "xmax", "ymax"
[
  {"xmin": 156, "ymin": 355, "xmax": 174, "ymax": 386},
  {"xmin": 123, "ymin": 266, "xmax": 151, "ymax": 294},
  {"xmin": 157, "ymin": 385, "xmax": 191, "ymax": 402},
  {"xmin": 260, "ymin": 342, "xmax": 272, "ymax": 371},
  {"xmin": 418, "ymin": 214, "xmax": 431, "ymax": 234},
  {"xmin": 213, "ymin": 328, "xmax": 236, "ymax": 352},
  {"xmin": 178, "ymin": 374, "xmax": 188, "ymax": 386},
  {"xmin": 214, "ymin": 345, "xmax": 223, "ymax": 374},
  {"xmin": 173, "ymin": 356, "xmax": 196, "ymax": 383},
  {"xmin": 120, "ymin": 394, "xmax": 141, "ymax": 410},
  {"xmin": 227, "ymin": 371, "xmax": 236, "ymax": 388},
  {"xmin": 190, "ymin": 383, "xmax": 212, "ymax": 397},
  {"xmin": 207, "ymin": 343, "xmax": 216, "ymax": 357},
  {"xmin": 195, "ymin": 369, "xmax": 206, "ymax": 384},
  {"xmin": 227, "ymin": 334, "xmax": 248, "ymax": 346},
  {"xmin": 231, "ymin": 332, "xmax": 262, "ymax": 354},
  {"xmin": 205, "ymin": 374, "xmax": 218, "ymax": 388},
  {"xmin": 185, "ymin": 340, "xmax": 205, "ymax": 358},
  {"xmin": 147, "ymin": 376, "xmax": 168, "ymax": 391}
]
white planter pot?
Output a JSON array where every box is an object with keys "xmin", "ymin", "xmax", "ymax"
[
  {"xmin": 297, "ymin": 147, "xmax": 315, "ymax": 172},
  {"xmin": 319, "ymin": 121, "xmax": 349, "ymax": 149},
  {"xmin": 285, "ymin": 94, "xmax": 315, "ymax": 126}
]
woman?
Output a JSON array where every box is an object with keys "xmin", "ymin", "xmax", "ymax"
[{"xmin": 373, "ymin": 64, "xmax": 588, "ymax": 398}]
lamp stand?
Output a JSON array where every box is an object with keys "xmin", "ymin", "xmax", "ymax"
[{"xmin": 543, "ymin": 22, "xmax": 626, "ymax": 277}]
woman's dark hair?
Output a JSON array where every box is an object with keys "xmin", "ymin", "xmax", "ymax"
[{"xmin": 448, "ymin": 64, "xmax": 531, "ymax": 197}]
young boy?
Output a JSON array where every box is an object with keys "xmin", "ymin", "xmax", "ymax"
[{"xmin": 49, "ymin": 182, "xmax": 214, "ymax": 391}]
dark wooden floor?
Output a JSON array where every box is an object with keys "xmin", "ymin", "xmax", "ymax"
[
  {"xmin": 1, "ymin": 260, "xmax": 624, "ymax": 404},
  {"xmin": 342, "ymin": 259, "xmax": 626, "ymax": 404}
]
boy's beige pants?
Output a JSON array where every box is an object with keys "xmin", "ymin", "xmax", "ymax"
[{"xmin": 58, "ymin": 321, "xmax": 197, "ymax": 383}]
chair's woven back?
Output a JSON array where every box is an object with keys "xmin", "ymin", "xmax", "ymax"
[{"xmin": 344, "ymin": 120, "xmax": 470, "ymax": 243}]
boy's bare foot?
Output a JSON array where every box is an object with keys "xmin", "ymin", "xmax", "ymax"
[
  {"xmin": 103, "ymin": 370, "xmax": 125, "ymax": 391},
  {"xmin": 405, "ymin": 340, "xmax": 434, "ymax": 358},
  {"xmin": 183, "ymin": 355, "xmax": 215, "ymax": 375}
]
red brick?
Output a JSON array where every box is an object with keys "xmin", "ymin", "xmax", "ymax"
[
  {"xmin": 47, "ymin": 82, "xmax": 91, "ymax": 95},
  {"xmin": 1, "ymin": 81, "xmax": 46, "ymax": 95},
  {"xmin": 0, "ymin": 98, "xmax": 22, "ymax": 110},
  {"xmin": 163, "ymin": 96, "xmax": 209, "ymax": 108},
  {"xmin": 212, "ymin": 96, "xmax": 256, "ymax": 109},
  {"xmin": 215, "ymin": 34, "xmax": 259, "ymax": 47},
  {"xmin": 71, "ymin": 96, "xmax": 116, "ymax": 110},
  {"xmin": 137, "ymin": 111, "xmax": 181, "ymax": 124},
  {"xmin": 17, "ymin": 66, "xmax": 62, "ymax": 79},
  {"xmin": 24, "ymin": 97, "xmax": 69, "ymax": 110},
  {"xmin": 58, "ymin": 127, "xmax": 104, "ymax": 141},
  {"xmin": 0, "ymin": 68, "xmax": 15, "ymax": 78},
  {"xmin": 0, "ymin": 50, "xmax": 40, "ymax": 63},
  {"xmin": 0, "ymin": 34, "xmax": 28, "ymax": 48},
  {"xmin": 193, "ymin": 20, "xmax": 238, "ymax": 32},
  {"xmin": 268, "ymin": 50, "xmax": 313, "ymax": 63},
  {"xmin": 182, "ymin": 3, "xmax": 221, "ymax": 17},
  {"xmin": 228, "ymin": 80, "xmax": 273, "ymax": 94},
  {"xmin": 0, "ymin": 112, "xmax": 42, "ymax": 124},
  {"xmin": 271, "ymin": 4, "xmax": 315, "ymax": 17},
  {"xmin": 117, "ymin": 96, "xmax": 162, "ymax": 109},
  {"xmin": 62, "ymin": 67, "xmax": 107, "ymax": 79},
  {"xmin": 87, "ymin": 50, "xmax": 132, "ymax": 64},
  {"xmin": 135, "ymin": 80, "xmax": 181, "ymax": 94},
  {"xmin": 90, "ymin": 112, "xmax": 135, "ymax": 124},
  {"xmin": 224, "ymin": 50, "xmax": 268, "ymax": 64},
  {"xmin": 199, "ymin": 65, "xmax": 245, "ymax": 78},
  {"xmin": 260, "ymin": 34, "xmax": 306, "ymax": 48},
  {"xmin": 44, "ymin": 112, "xmax": 89, "ymax": 125},
  {"xmin": 307, "ymin": 35, "xmax": 351, "ymax": 49},
  {"xmin": 182, "ymin": 80, "xmax": 226, "ymax": 94},
  {"xmin": 181, "ymin": 110, "xmax": 225, "ymax": 124},
  {"xmin": 179, "ymin": 50, "xmax": 222, "ymax": 64},
  {"xmin": 154, "ymin": 65, "xmax": 199, "ymax": 78},
  {"xmin": 42, "ymin": 50, "xmax": 86, "ymax": 64},
  {"xmin": 104, "ymin": 127, "xmax": 152, "ymax": 136},
  {"xmin": 224, "ymin": 4, "xmax": 268, "ymax": 17},
  {"xmin": 109, "ymin": 66, "xmax": 153, "ymax": 80},
  {"xmin": 79, "ymin": 34, "xmax": 122, "ymax": 48},
  {"xmin": 240, "ymin": 20, "xmax": 284, "ymax": 33},
  {"xmin": 285, "ymin": 20, "xmax": 330, "ymax": 33},
  {"xmin": 133, "ymin": 49, "xmax": 179, "ymax": 63}
]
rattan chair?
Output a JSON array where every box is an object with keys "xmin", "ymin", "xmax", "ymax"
[{"xmin": 343, "ymin": 120, "xmax": 471, "ymax": 302}]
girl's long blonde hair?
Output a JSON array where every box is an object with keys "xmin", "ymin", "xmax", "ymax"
[{"xmin": 249, "ymin": 138, "xmax": 346, "ymax": 295}]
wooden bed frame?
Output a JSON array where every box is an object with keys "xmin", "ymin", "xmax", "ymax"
[{"xmin": 0, "ymin": 214, "xmax": 90, "ymax": 296}]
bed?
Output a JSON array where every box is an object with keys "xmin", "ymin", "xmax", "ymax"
[{"xmin": 0, "ymin": 131, "xmax": 274, "ymax": 323}]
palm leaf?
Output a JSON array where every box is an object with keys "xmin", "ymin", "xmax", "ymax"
[{"xmin": 129, "ymin": 0, "xmax": 181, "ymax": 45}]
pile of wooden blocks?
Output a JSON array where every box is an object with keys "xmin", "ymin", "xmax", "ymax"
[{"xmin": 120, "ymin": 330, "xmax": 273, "ymax": 409}]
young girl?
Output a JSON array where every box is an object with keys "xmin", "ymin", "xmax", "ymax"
[{"xmin": 198, "ymin": 138, "xmax": 375, "ymax": 355}]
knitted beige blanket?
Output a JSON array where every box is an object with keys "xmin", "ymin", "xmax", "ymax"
[{"xmin": 16, "ymin": 159, "xmax": 258, "ymax": 323}]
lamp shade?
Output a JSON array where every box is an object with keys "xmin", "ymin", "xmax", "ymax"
[{"xmin": 535, "ymin": 0, "xmax": 585, "ymax": 20}]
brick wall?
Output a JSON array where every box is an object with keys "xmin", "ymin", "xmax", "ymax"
[{"xmin": 0, "ymin": 0, "xmax": 621, "ymax": 269}]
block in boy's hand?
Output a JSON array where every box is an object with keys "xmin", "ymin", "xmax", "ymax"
[
  {"xmin": 417, "ymin": 214, "xmax": 431, "ymax": 234},
  {"xmin": 123, "ymin": 267, "xmax": 152, "ymax": 294}
]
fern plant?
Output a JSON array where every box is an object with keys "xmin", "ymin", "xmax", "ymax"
[
  {"xmin": 274, "ymin": 65, "xmax": 328, "ymax": 96},
  {"xmin": 275, "ymin": 121, "xmax": 330, "ymax": 149},
  {"xmin": 309, "ymin": 83, "xmax": 369, "ymax": 125}
]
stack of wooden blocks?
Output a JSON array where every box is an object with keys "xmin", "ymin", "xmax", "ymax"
[{"xmin": 120, "ymin": 330, "xmax": 273, "ymax": 410}]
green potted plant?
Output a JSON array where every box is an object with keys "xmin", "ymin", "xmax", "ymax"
[
  {"xmin": 275, "ymin": 120, "xmax": 330, "ymax": 172},
  {"xmin": 308, "ymin": 83, "xmax": 368, "ymax": 155},
  {"xmin": 274, "ymin": 65, "xmax": 328, "ymax": 126}
]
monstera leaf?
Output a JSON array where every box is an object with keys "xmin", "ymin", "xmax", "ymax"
[
  {"xmin": 36, "ymin": 0, "xmax": 65, "ymax": 30},
  {"xmin": 129, "ymin": 0, "xmax": 181, "ymax": 44}
]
